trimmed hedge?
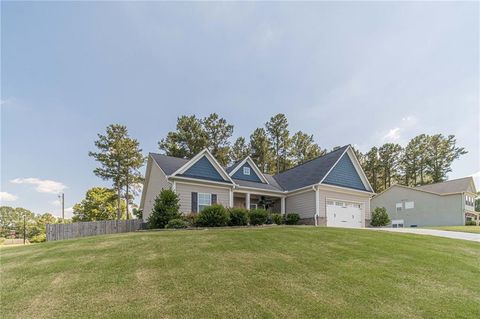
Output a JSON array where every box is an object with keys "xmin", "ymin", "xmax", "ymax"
[
  {"xmin": 165, "ymin": 218, "xmax": 188, "ymax": 229},
  {"xmin": 228, "ymin": 208, "xmax": 249, "ymax": 226},
  {"xmin": 249, "ymin": 209, "xmax": 268, "ymax": 226},
  {"xmin": 271, "ymin": 213, "xmax": 284, "ymax": 225},
  {"xmin": 196, "ymin": 205, "xmax": 229, "ymax": 227},
  {"xmin": 465, "ymin": 220, "xmax": 477, "ymax": 226},
  {"xmin": 285, "ymin": 213, "xmax": 300, "ymax": 225}
]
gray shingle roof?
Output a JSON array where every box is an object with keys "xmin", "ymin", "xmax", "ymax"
[
  {"xmin": 150, "ymin": 153, "xmax": 189, "ymax": 175},
  {"xmin": 415, "ymin": 177, "xmax": 475, "ymax": 194},
  {"xmin": 272, "ymin": 145, "xmax": 349, "ymax": 191},
  {"xmin": 150, "ymin": 146, "xmax": 356, "ymax": 193},
  {"xmin": 233, "ymin": 179, "xmax": 283, "ymax": 191}
]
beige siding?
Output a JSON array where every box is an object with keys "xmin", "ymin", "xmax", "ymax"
[
  {"xmin": 175, "ymin": 182, "xmax": 231, "ymax": 214},
  {"xmin": 371, "ymin": 186, "xmax": 463, "ymax": 226},
  {"xmin": 285, "ymin": 190, "xmax": 316, "ymax": 219},
  {"xmin": 318, "ymin": 187, "xmax": 372, "ymax": 220},
  {"xmin": 142, "ymin": 163, "xmax": 171, "ymax": 222}
]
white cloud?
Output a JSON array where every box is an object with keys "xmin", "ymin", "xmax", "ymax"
[
  {"xmin": 384, "ymin": 128, "xmax": 401, "ymax": 141},
  {"xmin": 11, "ymin": 177, "xmax": 67, "ymax": 194},
  {"xmin": 0, "ymin": 192, "xmax": 18, "ymax": 202},
  {"xmin": 50, "ymin": 199, "xmax": 61, "ymax": 206},
  {"xmin": 65, "ymin": 206, "xmax": 74, "ymax": 214}
]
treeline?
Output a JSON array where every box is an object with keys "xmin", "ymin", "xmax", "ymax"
[
  {"xmin": 159, "ymin": 113, "xmax": 467, "ymax": 192},
  {"xmin": 0, "ymin": 206, "xmax": 69, "ymax": 242},
  {"xmin": 358, "ymin": 134, "xmax": 466, "ymax": 193},
  {"xmin": 159, "ymin": 113, "xmax": 326, "ymax": 174}
]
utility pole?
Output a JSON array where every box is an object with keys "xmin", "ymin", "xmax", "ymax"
[
  {"xmin": 58, "ymin": 192, "xmax": 65, "ymax": 222},
  {"xmin": 23, "ymin": 215, "xmax": 26, "ymax": 245}
]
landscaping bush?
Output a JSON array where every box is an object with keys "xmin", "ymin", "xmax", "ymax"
[
  {"xmin": 228, "ymin": 208, "xmax": 249, "ymax": 226},
  {"xmin": 284, "ymin": 213, "xmax": 300, "ymax": 225},
  {"xmin": 196, "ymin": 205, "xmax": 229, "ymax": 227},
  {"xmin": 165, "ymin": 218, "xmax": 188, "ymax": 229},
  {"xmin": 370, "ymin": 207, "xmax": 391, "ymax": 227},
  {"xmin": 271, "ymin": 213, "xmax": 284, "ymax": 225},
  {"xmin": 465, "ymin": 220, "xmax": 477, "ymax": 226},
  {"xmin": 249, "ymin": 209, "xmax": 268, "ymax": 226},
  {"xmin": 148, "ymin": 189, "xmax": 181, "ymax": 229},
  {"xmin": 29, "ymin": 234, "xmax": 46, "ymax": 243},
  {"xmin": 183, "ymin": 213, "xmax": 198, "ymax": 227}
]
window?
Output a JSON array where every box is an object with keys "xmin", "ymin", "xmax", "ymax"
[
  {"xmin": 326, "ymin": 200, "xmax": 334, "ymax": 205},
  {"xmin": 405, "ymin": 201, "xmax": 414, "ymax": 210},
  {"xmin": 392, "ymin": 219, "xmax": 404, "ymax": 228},
  {"xmin": 249, "ymin": 203, "xmax": 257, "ymax": 210},
  {"xmin": 198, "ymin": 193, "xmax": 212, "ymax": 212},
  {"xmin": 396, "ymin": 203, "xmax": 403, "ymax": 212},
  {"xmin": 466, "ymin": 196, "xmax": 474, "ymax": 207},
  {"xmin": 243, "ymin": 167, "xmax": 251, "ymax": 175}
]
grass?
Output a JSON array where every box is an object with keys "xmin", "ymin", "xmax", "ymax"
[
  {"xmin": 1, "ymin": 227, "xmax": 479, "ymax": 319},
  {"xmin": 428, "ymin": 226, "xmax": 480, "ymax": 234}
]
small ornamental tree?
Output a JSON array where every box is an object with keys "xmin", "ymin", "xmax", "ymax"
[
  {"xmin": 148, "ymin": 189, "xmax": 181, "ymax": 229},
  {"xmin": 370, "ymin": 207, "xmax": 391, "ymax": 227}
]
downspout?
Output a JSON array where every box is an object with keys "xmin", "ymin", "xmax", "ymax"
[{"xmin": 313, "ymin": 185, "xmax": 320, "ymax": 226}]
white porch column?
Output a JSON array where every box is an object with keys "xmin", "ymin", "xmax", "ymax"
[
  {"xmin": 172, "ymin": 181, "xmax": 176, "ymax": 192},
  {"xmin": 229, "ymin": 189, "xmax": 234, "ymax": 208},
  {"xmin": 281, "ymin": 197, "xmax": 286, "ymax": 215},
  {"xmin": 246, "ymin": 193, "xmax": 251, "ymax": 210},
  {"xmin": 315, "ymin": 186, "xmax": 320, "ymax": 226}
]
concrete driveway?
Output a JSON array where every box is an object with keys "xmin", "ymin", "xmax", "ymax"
[{"xmin": 371, "ymin": 228, "xmax": 480, "ymax": 242}]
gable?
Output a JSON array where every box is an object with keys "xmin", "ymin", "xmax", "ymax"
[
  {"xmin": 322, "ymin": 154, "xmax": 368, "ymax": 191},
  {"xmin": 181, "ymin": 156, "xmax": 227, "ymax": 182},
  {"xmin": 231, "ymin": 162, "xmax": 263, "ymax": 183}
]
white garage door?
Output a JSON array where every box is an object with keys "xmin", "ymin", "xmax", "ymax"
[{"xmin": 326, "ymin": 200, "xmax": 363, "ymax": 228}]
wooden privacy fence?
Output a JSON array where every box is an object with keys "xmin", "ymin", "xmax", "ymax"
[{"xmin": 46, "ymin": 219, "xmax": 143, "ymax": 241}]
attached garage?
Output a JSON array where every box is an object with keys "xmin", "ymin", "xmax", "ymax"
[{"xmin": 326, "ymin": 199, "xmax": 364, "ymax": 228}]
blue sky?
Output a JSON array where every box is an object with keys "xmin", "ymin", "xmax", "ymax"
[{"xmin": 1, "ymin": 2, "xmax": 478, "ymax": 217}]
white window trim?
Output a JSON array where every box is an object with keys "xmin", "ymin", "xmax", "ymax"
[
  {"xmin": 405, "ymin": 201, "xmax": 414, "ymax": 210},
  {"xmin": 396, "ymin": 203, "xmax": 403, "ymax": 211},
  {"xmin": 243, "ymin": 166, "xmax": 251, "ymax": 175},
  {"xmin": 249, "ymin": 203, "xmax": 258, "ymax": 210},
  {"xmin": 198, "ymin": 192, "xmax": 212, "ymax": 212}
]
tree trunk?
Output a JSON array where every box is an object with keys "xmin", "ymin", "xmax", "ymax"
[
  {"xmin": 125, "ymin": 176, "xmax": 130, "ymax": 220},
  {"xmin": 117, "ymin": 188, "xmax": 121, "ymax": 220}
]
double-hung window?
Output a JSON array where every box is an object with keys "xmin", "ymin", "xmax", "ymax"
[
  {"xmin": 198, "ymin": 193, "xmax": 212, "ymax": 212},
  {"xmin": 396, "ymin": 203, "xmax": 403, "ymax": 212}
]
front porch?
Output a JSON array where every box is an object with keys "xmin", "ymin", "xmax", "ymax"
[{"xmin": 232, "ymin": 191, "xmax": 285, "ymax": 214}]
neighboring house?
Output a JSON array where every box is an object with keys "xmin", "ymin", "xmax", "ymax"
[
  {"xmin": 140, "ymin": 145, "xmax": 375, "ymax": 227},
  {"xmin": 371, "ymin": 177, "xmax": 479, "ymax": 227}
]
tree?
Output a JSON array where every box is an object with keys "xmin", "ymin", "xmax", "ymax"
[
  {"xmin": 148, "ymin": 189, "xmax": 181, "ymax": 229},
  {"xmin": 89, "ymin": 124, "xmax": 145, "ymax": 219},
  {"xmin": 289, "ymin": 131, "xmax": 325, "ymax": 165},
  {"xmin": 202, "ymin": 113, "xmax": 234, "ymax": 166},
  {"xmin": 0, "ymin": 206, "xmax": 36, "ymax": 239},
  {"xmin": 363, "ymin": 147, "xmax": 381, "ymax": 193},
  {"xmin": 249, "ymin": 128, "xmax": 274, "ymax": 173},
  {"xmin": 265, "ymin": 114, "xmax": 291, "ymax": 173},
  {"xmin": 230, "ymin": 137, "xmax": 250, "ymax": 163},
  {"xmin": 401, "ymin": 134, "xmax": 432, "ymax": 186},
  {"xmin": 30, "ymin": 213, "xmax": 58, "ymax": 242},
  {"xmin": 159, "ymin": 115, "xmax": 208, "ymax": 158},
  {"xmin": 378, "ymin": 143, "xmax": 403, "ymax": 190},
  {"xmin": 72, "ymin": 187, "xmax": 125, "ymax": 222},
  {"xmin": 426, "ymin": 134, "xmax": 467, "ymax": 183}
]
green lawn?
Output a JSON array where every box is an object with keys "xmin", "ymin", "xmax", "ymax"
[
  {"xmin": 1, "ymin": 227, "xmax": 479, "ymax": 319},
  {"xmin": 429, "ymin": 226, "xmax": 480, "ymax": 234}
]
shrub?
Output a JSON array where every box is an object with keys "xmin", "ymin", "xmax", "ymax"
[
  {"xmin": 285, "ymin": 213, "xmax": 300, "ymax": 225},
  {"xmin": 465, "ymin": 220, "xmax": 477, "ymax": 226},
  {"xmin": 271, "ymin": 213, "xmax": 284, "ymax": 225},
  {"xmin": 165, "ymin": 218, "xmax": 188, "ymax": 229},
  {"xmin": 148, "ymin": 189, "xmax": 181, "ymax": 229},
  {"xmin": 228, "ymin": 208, "xmax": 249, "ymax": 226},
  {"xmin": 183, "ymin": 213, "xmax": 198, "ymax": 227},
  {"xmin": 29, "ymin": 234, "xmax": 46, "ymax": 243},
  {"xmin": 196, "ymin": 205, "xmax": 229, "ymax": 227},
  {"xmin": 249, "ymin": 209, "xmax": 268, "ymax": 226},
  {"xmin": 370, "ymin": 207, "xmax": 391, "ymax": 227}
]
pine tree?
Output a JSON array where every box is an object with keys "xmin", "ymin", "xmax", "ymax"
[
  {"xmin": 249, "ymin": 128, "xmax": 273, "ymax": 173},
  {"xmin": 230, "ymin": 137, "xmax": 250, "ymax": 163},
  {"xmin": 265, "ymin": 114, "xmax": 290, "ymax": 173},
  {"xmin": 202, "ymin": 113, "xmax": 234, "ymax": 166},
  {"xmin": 289, "ymin": 131, "xmax": 325, "ymax": 165}
]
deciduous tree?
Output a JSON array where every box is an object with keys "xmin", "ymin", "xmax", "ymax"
[{"xmin": 72, "ymin": 187, "xmax": 125, "ymax": 222}]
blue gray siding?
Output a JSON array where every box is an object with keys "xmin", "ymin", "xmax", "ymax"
[
  {"xmin": 181, "ymin": 156, "xmax": 227, "ymax": 182},
  {"xmin": 231, "ymin": 162, "xmax": 263, "ymax": 183},
  {"xmin": 323, "ymin": 155, "xmax": 367, "ymax": 191}
]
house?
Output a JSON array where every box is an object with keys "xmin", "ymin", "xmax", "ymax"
[
  {"xmin": 140, "ymin": 145, "xmax": 375, "ymax": 227},
  {"xmin": 371, "ymin": 177, "xmax": 479, "ymax": 227}
]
